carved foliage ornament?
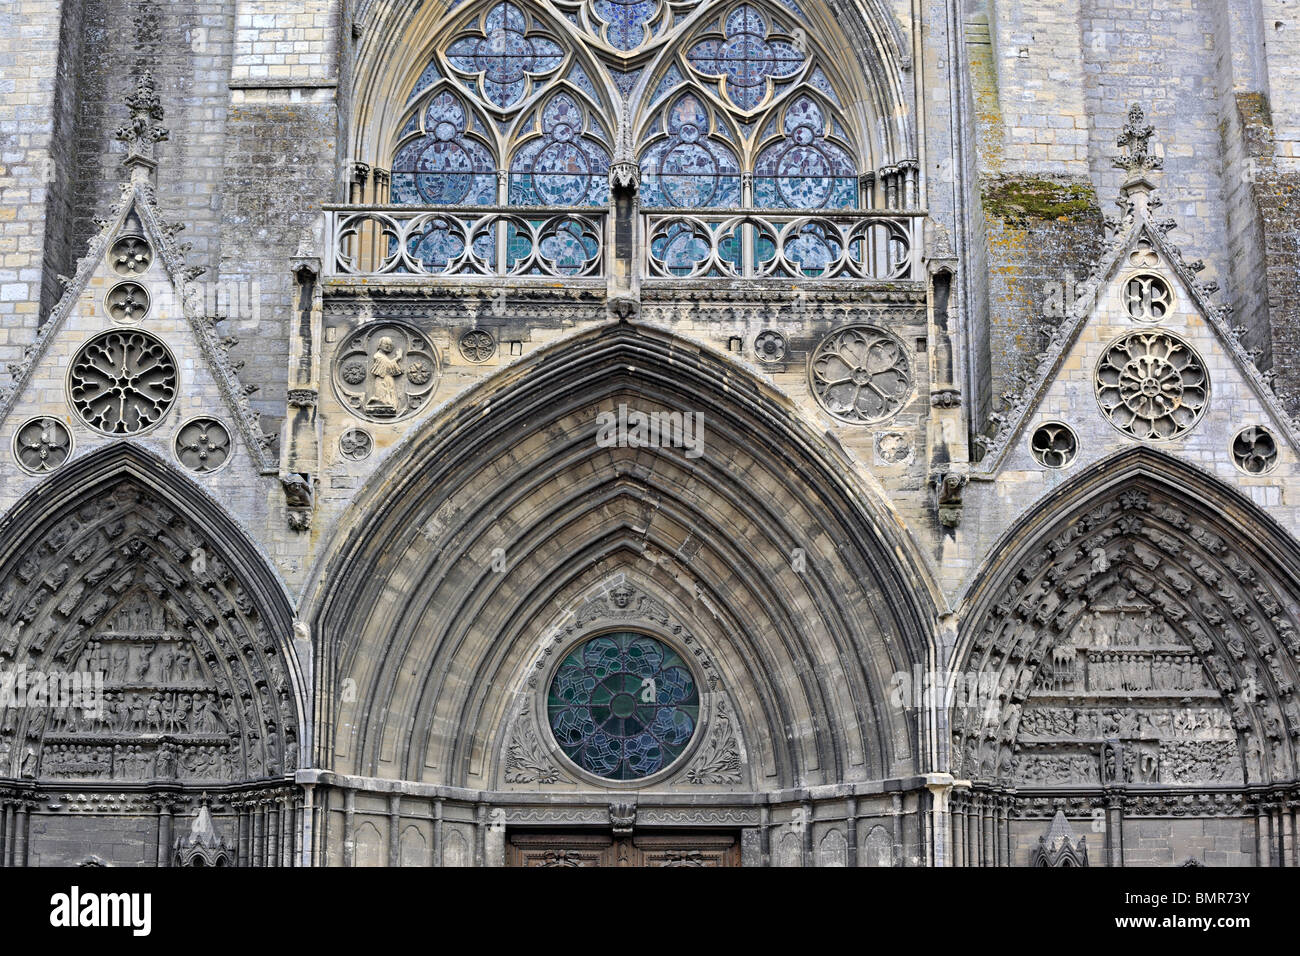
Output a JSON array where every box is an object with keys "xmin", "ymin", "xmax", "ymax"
[
  {"xmin": 1095, "ymin": 331, "xmax": 1208, "ymax": 441},
  {"xmin": 333, "ymin": 323, "xmax": 439, "ymax": 422},
  {"xmin": 13, "ymin": 417, "xmax": 73, "ymax": 474},
  {"xmin": 109, "ymin": 236, "xmax": 153, "ymax": 277},
  {"xmin": 809, "ymin": 325, "xmax": 912, "ymax": 424},
  {"xmin": 69, "ymin": 330, "xmax": 178, "ymax": 435},
  {"xmin": 174, "ymin": 418, "xmax": 231, "ymax": 474}
]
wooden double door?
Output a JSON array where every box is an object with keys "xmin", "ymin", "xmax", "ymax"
[{"xmin": 507, "ymin": 830, "xmax": 740, "ymax": 867}]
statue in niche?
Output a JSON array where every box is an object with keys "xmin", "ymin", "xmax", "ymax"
[{"xmin": 366, "ymin": 337, "xmax": 405, "ymax": 417}]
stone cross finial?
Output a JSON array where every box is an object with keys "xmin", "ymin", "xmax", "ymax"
[
  {"xmin": 115, "ymin": 71, "xmax": 169, "ymax": 181},
  {"xmin": 1114, "ymin": 104, "xmax": 1162, "ymax": 177}
]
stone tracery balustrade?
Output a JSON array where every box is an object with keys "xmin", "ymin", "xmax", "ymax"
[
  {"xmin": 327, "ymin": 205, "xmax": 606, "ymax": 278},
  {"xmin": 644, "ymin": 208, "xmax": 922, "ymax": 280},
  {"xmin": 323, "ymin": 205, "xmax": 924, "ymax": 281}
]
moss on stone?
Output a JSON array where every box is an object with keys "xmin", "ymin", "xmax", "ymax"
[
  {"xmin": 981, "ymin": 176, "xmax": 1099, "ymax": 226},
  {"xmin": 1237, "ymin": 91, "xmax": 1274, "ymax": 129}
]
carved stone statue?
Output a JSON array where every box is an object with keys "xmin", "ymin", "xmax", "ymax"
[{"xmin": 365, "ymin": 336, "xmax": 405, "ymax": 417}]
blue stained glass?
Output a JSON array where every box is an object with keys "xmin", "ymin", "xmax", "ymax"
[
  {"xmin": 650, "ymin": 63, "xmax": 684, "ymax": 107},
  {"xmin": 509, "ymin": 92, "xmax": 610, "ymax": 205},
  {"xmin": 406, "ymin": 217, "xmax": 466, "ymax": 271},
  {"xmin": 539, "ymin": 218, "xmax": 601, "ymax": 273},
  {"xmin": 567, "ymin": 63, "xmax": 600, "ymax": 101},
  {"xmin": 651, "ymin": 221, "xmax": 712, "ymax": 275},
  {"xmin": 807, "ymin": 67, "xmax": 840, "ymax": 105},
  {"xmin": 391, "ymin": 92, "xmax": 497, "ymax": 205},
  {"xmin": 547, "ymin": 632, "xmax": 700, "ymax": 781},
  {"xmin": 686, "ymin": 4, "xmax": 804, "ymax": 111},
  {"xmin": 611, "ymin": 69, "xmax": 641, "ymax": 98},
  {"xmin": 754, "ymin": 95, "xmax": 857, "ymax": 209},
  {"xmin": 592, "ymin": 0, "xmax": 658, "ymax": 51},
  {"xmin": 639, "ymin": 92, "xmax": 741, "ymax": 208},
  {"xmin": 784, "ymin": 221, "xmax": 843, "ymax": 275},
  {"xmin": 444, "ymin": 1, "xmax": 564, "ymax": 109},
  {"xmin": 408, "ymin": 61, "xmax": 443, "ymax": 102}
]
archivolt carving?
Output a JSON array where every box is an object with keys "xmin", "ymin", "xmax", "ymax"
[
  {"xmin": 955, "ymin": 482, "xmax": 1300, "ymax": 792},
  {"xmin": 685, "ymin": 697, "xmax": 743, "ymax": 785},
  {"xmin": 504, "ymin": 700, "xmax": 562, "ymax": 784},
  {"xmin": 0, "ymin": 480, "xmax": 298, "ymax": 784},
  {"xmin": 525, "ymin": 578, "xmax": 722, "ymax": 692}
]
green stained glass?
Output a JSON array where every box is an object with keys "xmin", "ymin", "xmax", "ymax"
[{"xmin": 547, "ymin": 632, "xmax": 699, "ymax": 780}]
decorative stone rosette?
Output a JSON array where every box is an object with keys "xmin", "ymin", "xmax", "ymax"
[
  {"xmin": 808, "ymin": 325, "xmax": 912, "ymax": 424},
  {"xmin": 332, "ymin": 322, "xmax": 440, "ymax": 422}
]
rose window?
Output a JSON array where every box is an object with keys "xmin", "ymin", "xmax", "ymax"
[
  {"xmin": 809, "ymin": 325, "xmax": 912, "ymax": 424},
  {"xmin": 69, "ymin": 330, "xmax": 177, "ymax": 435},
  {"xmin": 1095, "ymin": 331, "xmax": 1208, "ymax": 441},
  {"xmin": 547, "ymin": 632, "xmax": 700, "ymax": 781}
]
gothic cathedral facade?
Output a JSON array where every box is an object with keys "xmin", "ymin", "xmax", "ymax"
[{"xmin": 0, "ymin": 0, "xmax": 1298, "ymax": 867}]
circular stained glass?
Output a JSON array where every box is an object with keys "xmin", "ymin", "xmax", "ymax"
[{"xmin": 547, "ymin": 632, "xmax": 700, "ymax": 781}]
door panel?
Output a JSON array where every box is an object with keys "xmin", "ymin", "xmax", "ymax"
[{"xmin": 507, "ymin": 831, "xmax": 740, "ymax": 867}]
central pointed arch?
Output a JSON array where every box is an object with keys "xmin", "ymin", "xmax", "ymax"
[{"xmin": 306, "ymin": 322, "xmax": 939, "ymax": 790}]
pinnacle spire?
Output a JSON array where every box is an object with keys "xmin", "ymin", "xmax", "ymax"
[
  {"xmin": 115, "ymin": 70, "xmax": 169, "ymax": 184},
  {"xmin": 1115, "ymin": 104, "xmax": 1162, "ymax": 205}
]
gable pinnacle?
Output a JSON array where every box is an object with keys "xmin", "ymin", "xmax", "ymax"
[
  {"xmin": 114, "ymin": 70, "xmax": 169, "ymax": 184},
  {"xmin": 1115, "ymin": 104, "xmax": 1162, "ymax": 204}
]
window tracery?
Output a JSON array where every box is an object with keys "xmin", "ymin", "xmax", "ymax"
[{"xmin": 388, "ymin": 0, "xmax": 866, "ymax": 212}]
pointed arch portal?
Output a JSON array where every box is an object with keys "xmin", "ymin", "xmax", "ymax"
[{"xmin": 309, "ymin": 323, "xmax": 939, "ymax": 793}]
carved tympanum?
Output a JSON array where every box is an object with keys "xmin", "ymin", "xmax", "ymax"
[{"xmin": 0, "ymin": 481, "xmax": 297, "ymax": 783}]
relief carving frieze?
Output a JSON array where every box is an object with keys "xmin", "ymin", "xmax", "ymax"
[
  {"xmin": 955, "ymin": 487, "xmax": 1300, "ymax": 791},
  {"xmin": 0, "ymin": 483, "xmax": 298, "ymax": 785}
]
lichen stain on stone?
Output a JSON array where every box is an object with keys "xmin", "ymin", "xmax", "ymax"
[{"xmin": 980, "ymin": 176, "xmax": 1099, "ymax": 226}]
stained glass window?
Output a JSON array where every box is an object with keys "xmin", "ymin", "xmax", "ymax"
[
  {"xmin": 444, "ymin": 2, "xmax": 564, "ymax": 110},
  {"xmin": 686, "ymin": 5, "xmax": 804, "ymax": 112},
  {"xmin": 547, "ymin": 632, "xmax": 700, "ymax": 780},
  {"xmin": 510, "ymin": 92, "xmax": 611, "ymax": 205},
  {"xmin": 391, "ymin": 91, "xmax": 498, "ymax": 205},
  {"xmin": 639, "ymin": 93, "xmax": 742, "ymax": 207},
  {"xmin": 592, "ymin": 0, "xmax": 661, "ymax": 51},
  {"xmin": 754, "ymin": 95, "xmax": 855, "ymax": 208},
  {"xmin": 387, "ymin": 0, "xmax": 867, "ymax": 214}
]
